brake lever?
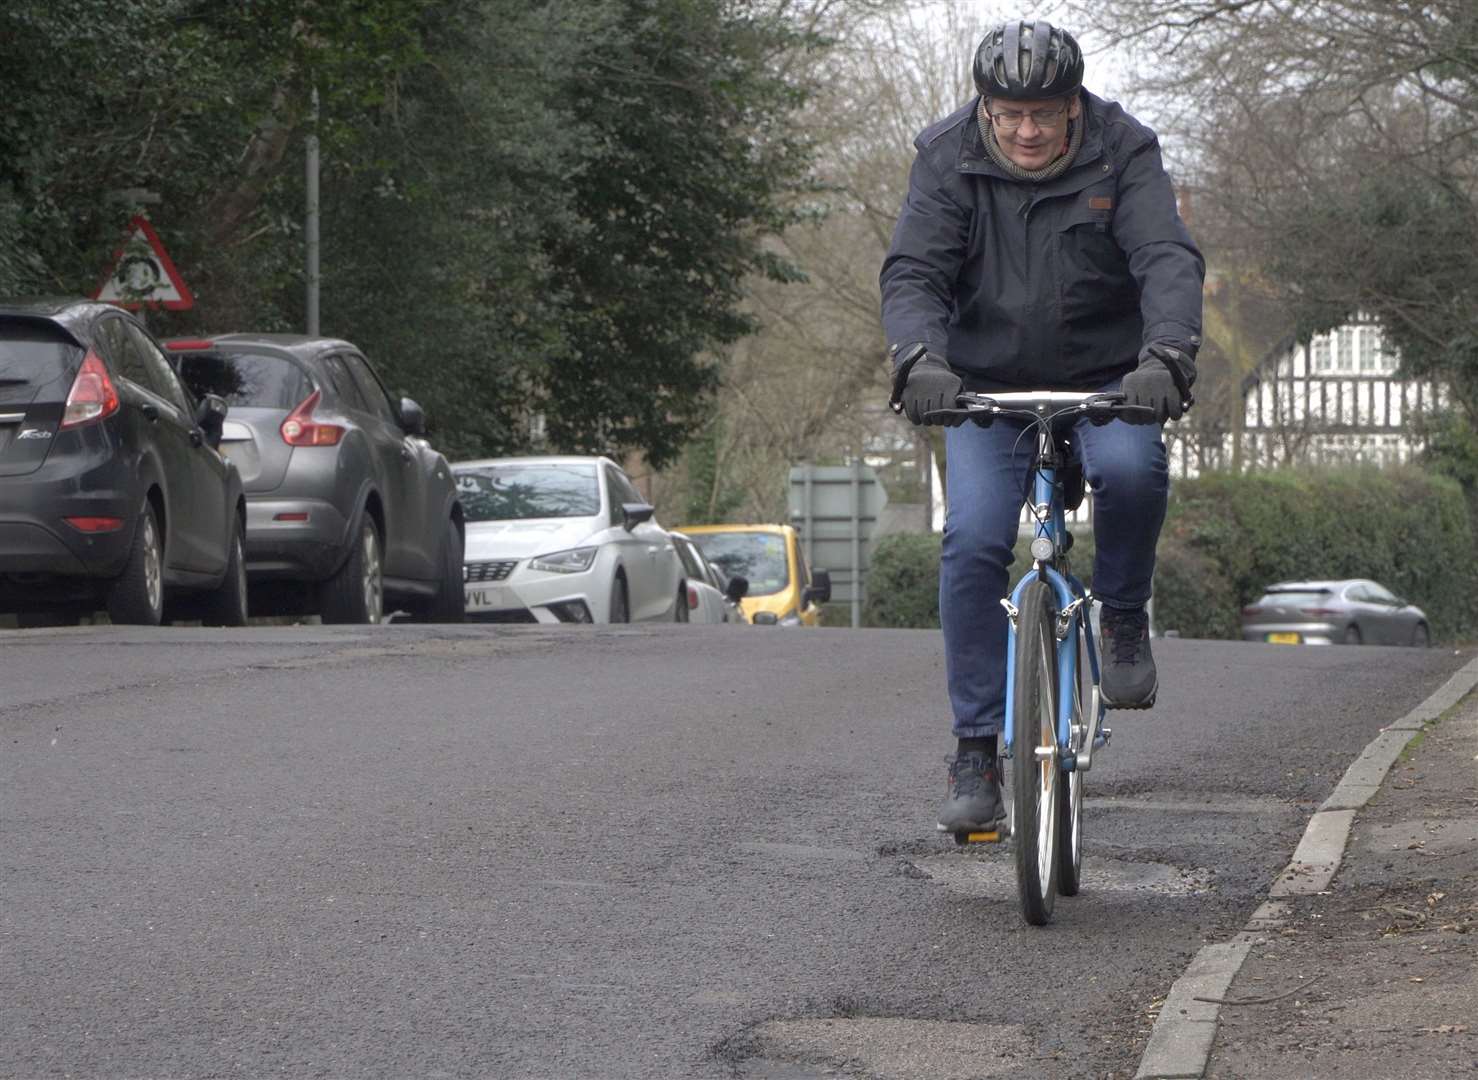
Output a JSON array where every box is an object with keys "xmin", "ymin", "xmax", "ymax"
[
  {"xmin": 1104, "ymin": 402, "xmax": 1164, "ymax": 426},
  {"xmin": 922, "ymin": 406, "xmax": 994, "ymax": 427}
]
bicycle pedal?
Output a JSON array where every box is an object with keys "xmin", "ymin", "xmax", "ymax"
[{"xmin": 952, "ymin": 829, "xmax": 1003, "ymax": 846}]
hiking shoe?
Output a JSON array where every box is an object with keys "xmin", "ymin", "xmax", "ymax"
[
  {"xmin": 938, "ymin": 751, "xmax": 1004, "ymax": 832},
  {"xmin": 1100, "ymin": 605, "xmax": 1157, "ymax": 708}
]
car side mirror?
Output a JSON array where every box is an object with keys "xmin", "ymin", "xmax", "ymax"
[
  {"xmin": 621, "ymin": 502, "xmax": 655, "ymax": 531},
  {"xmin": 806, "ymin": 568, "xmax": 832, "ymax": 605},
  {"xmin": 195, "ymin": 393, "xmax": 228, "ymax": 448},
  {"xmin": 398, "ymin": 397, "xmax": 427, "ymax": 436},
  {"xmin": 724, "ymin": 574, "xmax": 750, "ymax": 603}
]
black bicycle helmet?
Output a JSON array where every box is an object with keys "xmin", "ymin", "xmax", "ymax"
[{"xmin": 973, "ymin": 20, "xmax": 1084, "ymax": 101}]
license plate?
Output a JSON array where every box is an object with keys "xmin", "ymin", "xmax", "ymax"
[
  {"xmin": 465, "ymin": 585, "xmax": 512, "ymax": 611},
  {"xmin": 1267, "ymin": 632, "xmax": 1301, "ymax": 644}
]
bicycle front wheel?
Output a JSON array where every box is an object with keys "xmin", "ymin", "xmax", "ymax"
[
  {"xmin": 1056, "ymin": 629, "xmax": 1089, "ymax": 896},
  {"xmin": 1012, "ymin": 579, "xmax": 1060, "ymax": 925}
]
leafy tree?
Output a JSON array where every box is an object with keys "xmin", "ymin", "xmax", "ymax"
[
  {"xmin": 1068, "ymin": 0, "xmax": 1478, "ymax": 433},
  {"xmin": 1, "ymin": 0, "xmax": 829, "ymax": 469}
]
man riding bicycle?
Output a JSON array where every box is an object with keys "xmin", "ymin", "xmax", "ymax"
[{"xmin": 880, "ymin": 20, "xmax": 1204, "ymax": 834}]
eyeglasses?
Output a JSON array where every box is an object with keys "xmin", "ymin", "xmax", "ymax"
[{"xmin": 987, "ymin": 104, "xmax": 1069, "ymax": 131}]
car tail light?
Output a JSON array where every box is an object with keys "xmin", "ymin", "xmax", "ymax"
[
  {"xmin": 59, "ymin": 349, "xmax": 121, "ymax": 430},
  {"xmin": 163, "ymin": 339, "xmax": 215, "ymax": 351},
  {"xmin": 1240, "ymin": 605, "xmax": 1261, "ymax": 616},
  {"xmin": 280, "ymin": 389, "xmax": 343, "ymax": 446},
  {"xmin": 63, "ymin": 516, "xmax": 124, "ymax": 532},
  {"xmin": 1300, "ymin": 607, "xmax": 1339, "ymax": 616},
  {"xmin": 687, "ymin": 584, "xmax": 700, "ymax": 609}
]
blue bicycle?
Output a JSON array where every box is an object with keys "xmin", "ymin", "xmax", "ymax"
[{"xmin": 932, "ymin": 390, "xmax": 1150, "ymax": 925}]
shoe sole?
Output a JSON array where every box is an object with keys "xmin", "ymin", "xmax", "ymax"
[
  {"xmin": 1102, "ymin": 680, "xmax": 1158, "ymax": 711},
  {"xmin": 936, "ymin": 810, "xmax": 1008, "ymax": 835}
]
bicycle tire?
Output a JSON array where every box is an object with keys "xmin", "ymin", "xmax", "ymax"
[
  {"xmin": 1056, "ymin": 625, "xmax": 1087, "ymax": 895},
  {"xmin": 1013, "ymin": 579, "xmax": 1060, "ymax": 925}
]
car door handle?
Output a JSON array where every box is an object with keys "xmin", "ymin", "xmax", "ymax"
[
  {"xmin": 189, "ymin": 429, "xmax": 203, "ymax": 447},
  {"xmin": 142, "ymin": 403, "xmax": 159, "ymax": 422}
]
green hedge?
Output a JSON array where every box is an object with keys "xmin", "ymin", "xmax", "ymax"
[
  {"xmin": 862, "ymin": 533, "xmax": 942, "ymax": 628},
  {"xmin": 862, "ymin": 527, "xmax": 1097, "ymax": 629},
  {"xmin": 1155, "ymin": 465, "xmax": 1478, "ymax": 642},
  {"xmin": 862, "ymin": 465, "xmax": 1478, "ymax": 642}
]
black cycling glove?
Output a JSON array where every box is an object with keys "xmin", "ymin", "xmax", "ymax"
[
  {"xmin": 1121, "ymin": 342, "xmax": 1195, "ymax": 425},
  {"xmin": 893, "ymin": 347, "xmax": 964, "ymax": 426}
]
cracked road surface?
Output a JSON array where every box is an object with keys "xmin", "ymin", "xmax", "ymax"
[{"xmin": 1, "ymin": 625, "xmax": 1468, "ymax": 1079}]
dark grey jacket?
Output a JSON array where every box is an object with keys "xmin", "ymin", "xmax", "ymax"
[{"xmin": 880, "ymin": 91, "xmax": 1203, "ymax": 391}]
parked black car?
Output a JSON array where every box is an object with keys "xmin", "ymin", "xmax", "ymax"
[
  {"xmin": 0, "ymin": 298, "xmax": 246, "ymax": 626},
  {"xmin": 166, "ymin": 334, "xmax": 463, "ymax": 623}
]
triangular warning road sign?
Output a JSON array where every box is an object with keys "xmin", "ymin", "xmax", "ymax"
[{"xmin": 95, "ymin": 216, "xmax": 194, "ymax": 311}]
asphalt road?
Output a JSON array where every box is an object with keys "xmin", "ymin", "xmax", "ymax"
[{"xmin": 1, "ymin": 625, "xmax": 1468, "ymax": 1079}]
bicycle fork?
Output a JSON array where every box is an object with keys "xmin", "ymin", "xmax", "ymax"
[{"xmin": 1001, "ymin": 584, "xmax": 1110, "ymax": 772}]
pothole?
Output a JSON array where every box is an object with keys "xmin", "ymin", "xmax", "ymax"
[
  {"xmin": 910, "ymin": 852, "xmax": 1212, "ymax": 896},
  {"xmin": 735, "ymin": 1018, "xmax": 1034, "ymax": 1080}
]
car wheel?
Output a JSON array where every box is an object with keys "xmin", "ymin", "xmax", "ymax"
[
  {"xmin": 1342, "ymin": 625, "xmax": 1362, "ymax": 645},
  {"xmin": 409, "ymin": 520, "xmax": 466, "ymax": 624},
  {"xmin": 200, "ymin": 519, "xmax": 249, "ymax": 627},
  {"xmin": 1411, "ymin": 623, "xmax": 1430, "ymax": 648},
  {"xmin": 608, "ymin": 573, "xmax": 630, "ymax": 624},
  {"xmin": 674, "ymin": 583, "xmax": 689, "ymax": 623},
  {"xmin": 106, "ymin": 503, "xmax": 165, "ymax": 626},
  {"xmin": 321, "ymin": 513, "xmax": 383, "ymax": 624}
]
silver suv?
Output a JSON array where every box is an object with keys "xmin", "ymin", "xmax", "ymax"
[{"xmin": 168, "ymin": 334, "xmax": 463, "ymax": 623}]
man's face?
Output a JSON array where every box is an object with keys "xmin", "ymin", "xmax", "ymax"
[{"xmin": 986, "ymin": 94, "xmax": 1081, "ymax": 171}]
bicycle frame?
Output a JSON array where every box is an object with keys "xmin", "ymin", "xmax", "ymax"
[{"xmin": 1000, "ymin": 425, "xmax": 1107, "ymax": 772}]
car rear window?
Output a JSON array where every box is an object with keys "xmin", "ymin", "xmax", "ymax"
[
  {"xmin": 455, "ymin": 463, "xmax": 600, "ymax": 521},
  {"xmin": 1257, "ymin": 590, "xmax": 1331, "ymax": 606},
  {"xmin": 174, "ymin": 350, "xmax": 312, "ymax": 409},
  {"xmin": 689, "ymin": 531, "xmax": 790, "ymax": 596},
  {"xmin": 0, "ymin": 323, "xmax": 82, "ymax": 388}
]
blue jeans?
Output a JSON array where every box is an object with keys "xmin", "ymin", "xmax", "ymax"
[{"xmin": 941, "ymin": 413, "xmax": 1168, "ymax": 738}]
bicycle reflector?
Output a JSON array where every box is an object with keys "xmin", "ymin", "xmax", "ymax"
[{"xmin": 1030, "ymin": 537, "xmax": 1054, "ymax": 561}]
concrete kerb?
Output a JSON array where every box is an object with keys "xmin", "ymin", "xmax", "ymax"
[{"xmin": 1133, "ymin": 654, "xmax": 1478, "ymax": 1080}]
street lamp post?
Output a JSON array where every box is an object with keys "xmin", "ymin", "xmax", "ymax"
[{"xmin": 305, "ymin": 87, "xmax": 320, "ymax": 336}]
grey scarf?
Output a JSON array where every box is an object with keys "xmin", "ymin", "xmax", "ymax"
[{"xmin": 977, "ymin": 98, "xmax": 1084, "ymax": 182}]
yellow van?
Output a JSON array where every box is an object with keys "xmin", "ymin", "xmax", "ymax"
[{"xmin": 677, "ymin": 523, "xmax": 831, "ymax": 626}]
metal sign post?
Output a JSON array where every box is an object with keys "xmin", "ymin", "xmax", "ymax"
[{"xmin": 788, "ymin": 463, "xmax": 888, "ymax": 627}]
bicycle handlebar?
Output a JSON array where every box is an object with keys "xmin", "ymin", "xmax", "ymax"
[{"xmin": 923, "ymin": 390, "xmax": 1159, "ymax": 424}]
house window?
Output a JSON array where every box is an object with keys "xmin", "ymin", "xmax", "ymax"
[
  {"xmin": 1359, "ymin": 328, "xmax": 1380, "ymax": 372},
  {"xmin": 1336, "ymin": 327, "xmax": 1354, "ymax": 371},
  {"xmin": 1312, "ymin": 336, "xmax": 1332, "ymax": 373}
]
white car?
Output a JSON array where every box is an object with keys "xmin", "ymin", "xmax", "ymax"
[
  {"xmin": 453, "ymin": 455, "xmax": 686, "ymax": 624},
  {"xmin": 671, "ymin": 530, "xmax": 749, "ymax": 624}
]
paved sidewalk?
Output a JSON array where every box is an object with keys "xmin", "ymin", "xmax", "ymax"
[{"xmin": 1202, "ymin": 690, "xmax": 1478, "ymax": 1078}]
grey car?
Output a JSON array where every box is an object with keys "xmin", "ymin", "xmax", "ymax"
[
  {"xmin": 1240, "ymin": 579, "xmax": 1430, "ymax": 646},
  {"xmin": 167, "ymin": 334, "xmax": 463, "ymax": 623}
]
